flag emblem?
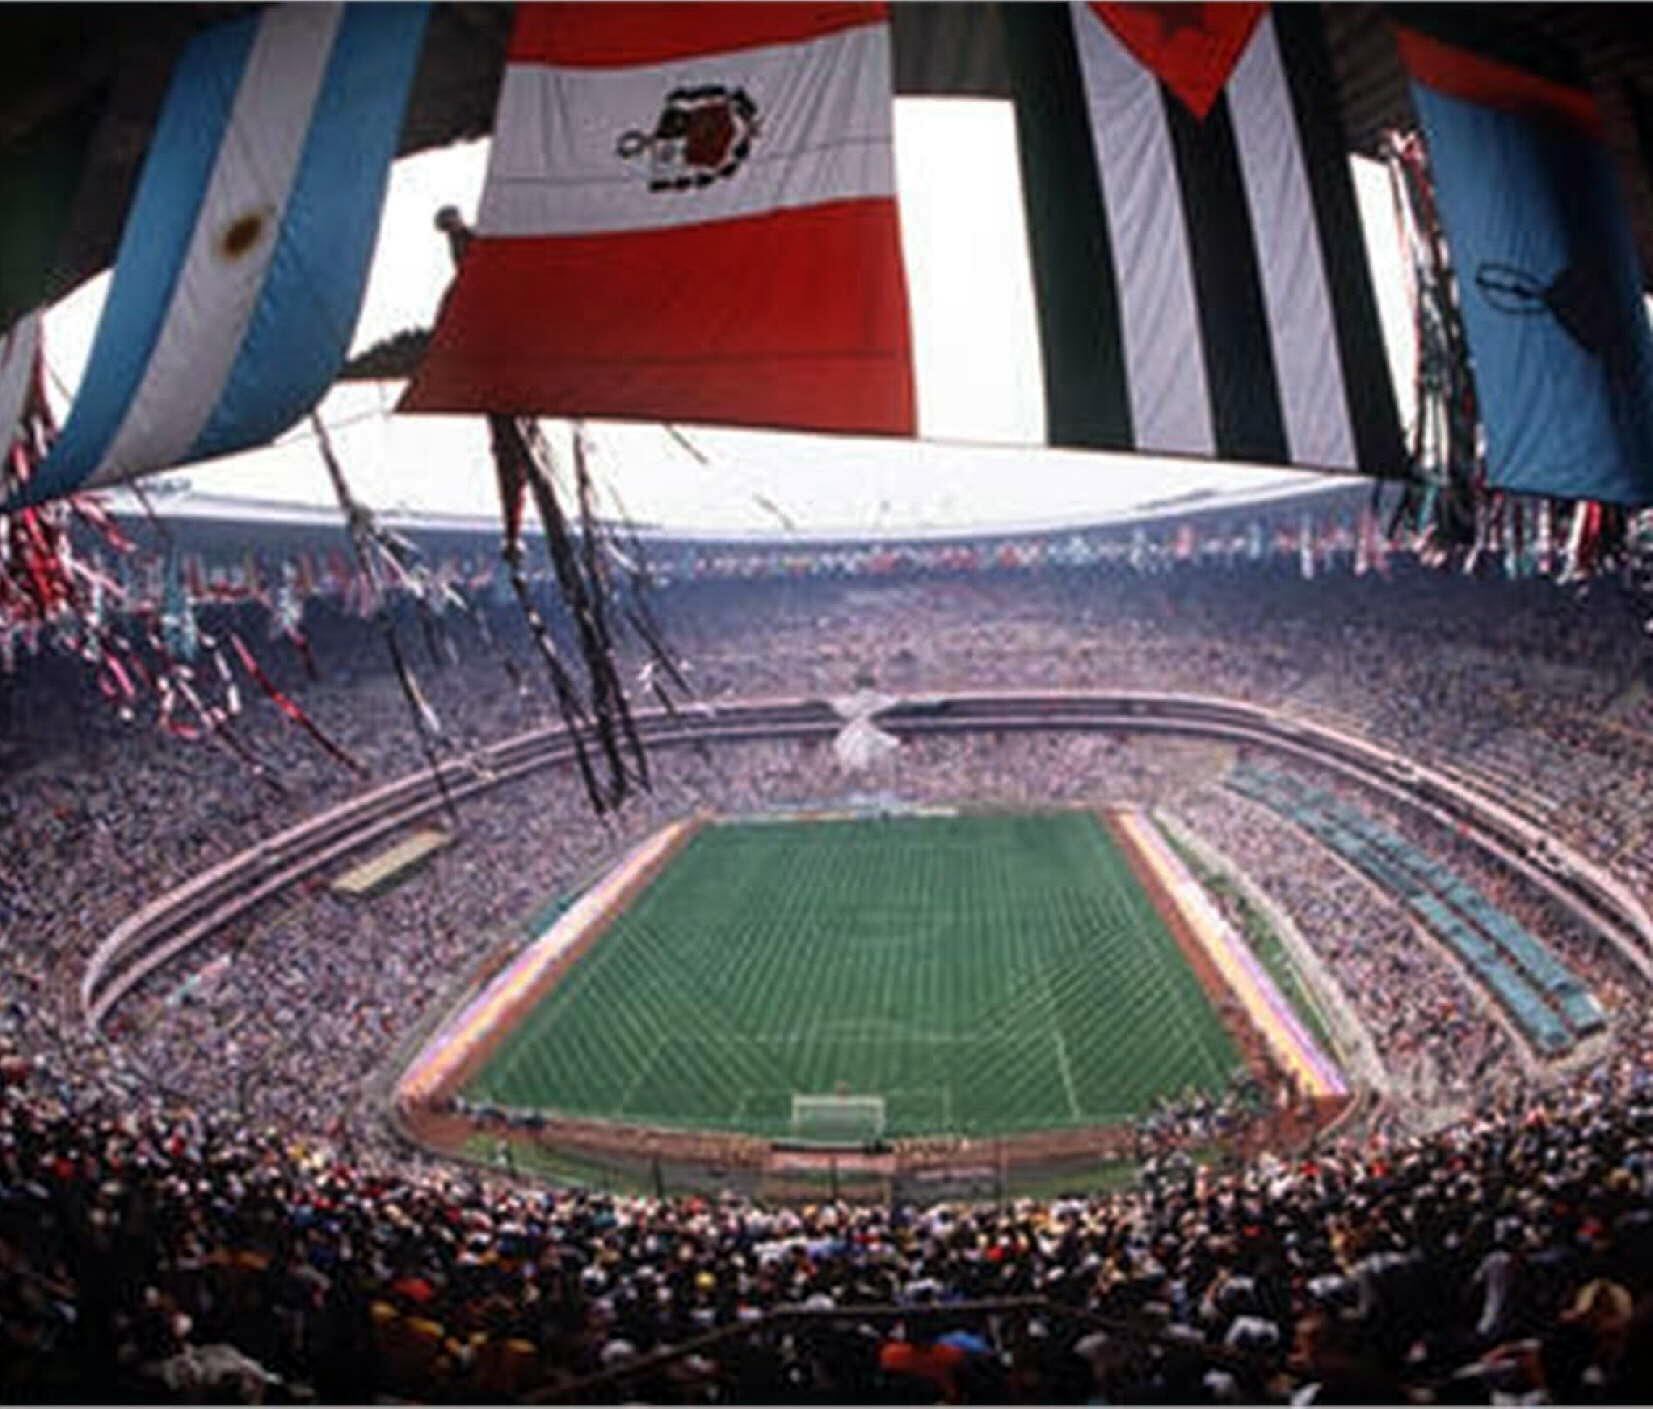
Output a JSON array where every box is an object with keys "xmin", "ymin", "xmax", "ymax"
[
  {"xmin": 619, "ymin": 84, "xmax": 759, "ymax": 192},
  {"xmin": 216, "ymin": 206, "xmax": 273, "ymax": 262},
  {"xmin": 1474, "ymin": 256, "xmax": 1627, "ymax": 369},
  {"xmin": 1094, "ymin": 3, "xmax": 1263, "ymax": 118}
]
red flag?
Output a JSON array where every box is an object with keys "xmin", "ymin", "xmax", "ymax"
[
  {"xmin": 1092, "ymin": 3, "xmax": 1264, "ymax": 119},
  {"xmin": 402, "ymin": 3, "xmax": 914, "ymax": 437}
]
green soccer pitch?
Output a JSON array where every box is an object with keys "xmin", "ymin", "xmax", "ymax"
[{"xmin": 464, "ymin": 812, "xmax": 1240, "ymax": 1139}]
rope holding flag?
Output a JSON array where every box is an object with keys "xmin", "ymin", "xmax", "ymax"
[
  {"xmin": 427, "ymin": 200, "xmax": 695, "ymax": 816},
  {"xmin": 572, "ymin": 426, "xmax": 649, "ymax": 792},
  {"xmin": 488, "ymin": 409, "xmax": 610, "ymax": 816},
  {"xmin": 514, "ymin": 418, "xmax": 633, "ymax": 810},
  {"xmin": 312, "ymin": 411, "xmax": 458, "ymax": 823}
]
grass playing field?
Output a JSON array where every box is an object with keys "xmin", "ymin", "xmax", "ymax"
[{"xmin": 464, "ymin": 812, "xmax": 1239, "ymax": 1139}]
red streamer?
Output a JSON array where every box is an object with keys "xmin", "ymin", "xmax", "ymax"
[{"xmin": 228, "ymin": 631, "xmax": 365, "ymax": 775}]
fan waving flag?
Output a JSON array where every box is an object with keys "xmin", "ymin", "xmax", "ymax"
[
  {"xmin": 401, "ymin": 3, "xmax": 915, "ymax": 437},
  {"xmin": 1005, "ymin": 2, "xmax": 1402, "ymax": 475},
  {"xmin": 16, "ymin": 3, "xmax": 427, "ymax": 509},
  {"xmin": 1395, "ymin": 16, "xmax": 1653, "ymax": 504}
]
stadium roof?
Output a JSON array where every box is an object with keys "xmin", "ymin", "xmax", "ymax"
[
  {"xmin": 8, "ymin": 3, "xmax": 1653, "ymax": 334},
  {"xmin": 106, "ymin": 471, "xmax": 1364, "ymax": 561}
]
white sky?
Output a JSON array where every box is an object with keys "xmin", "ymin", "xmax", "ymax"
[{"xmin": 43, "ymin": 99, "xmax": 1412, "ymax": 533}]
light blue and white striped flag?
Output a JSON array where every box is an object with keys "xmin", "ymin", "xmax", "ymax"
[{"xmin": 19, "ymin": 3, "xmax": 426, "ymax": 507}]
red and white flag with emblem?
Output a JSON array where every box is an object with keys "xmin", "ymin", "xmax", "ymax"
[{"xmin": 403, "ymin": 3, "xmax": 915, "ymax": 437}]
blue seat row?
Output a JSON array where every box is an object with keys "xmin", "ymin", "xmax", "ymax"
[{"xmin": 1229, "ymin": 765, "xmax": 1601, "ymax": 1050}]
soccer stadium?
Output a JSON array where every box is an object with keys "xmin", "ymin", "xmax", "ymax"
[
  {"xmin": 9, "ymin": 3, "xmax": 1653, "ymax": 1405},
  {"xmin": 448, "ymin": 810, "xmax": 1252, "ymax": 1144}
]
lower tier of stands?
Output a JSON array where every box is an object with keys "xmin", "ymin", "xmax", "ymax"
[{"xmin": 1230, "ymin": 765, "xmax": 1604, "ymax": 1057}]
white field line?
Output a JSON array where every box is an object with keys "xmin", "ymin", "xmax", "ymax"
[
  {"xmin": 614, "ymin": 1034, "xmax": 669, "ymax": 1117},
  {"xmin": 1043, "ymin": 963, "xmax": 1084, "ymax": 1121}
]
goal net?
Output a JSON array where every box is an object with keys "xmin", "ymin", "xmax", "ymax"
[{"xmin": 790, "ymin": 1094, "xmax": 887, "ymax": 1146}]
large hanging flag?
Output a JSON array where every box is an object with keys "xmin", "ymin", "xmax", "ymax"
[
  {"xmin": 401, "ymin": 3, "xmax": 915, "ymax": 437},
  {"xmin": 1004, "ymin": 3, "xmax": 1402, "ymax": 476},
  {"xmin": 16, "ymin": 3, "xmax": 427, "ymax": 509},
  {"xmin": 1394, "ymin": 14, "xmax": 1653, "ymax": 505}
]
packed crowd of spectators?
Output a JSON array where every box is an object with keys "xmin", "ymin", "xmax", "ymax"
[
  {"xmin": 4, "ymin": 562, "xmax": 1652, "ymax": 1135},
  {"xmin": 1269, "ymin": 761, "xmax": 1643, "ymax": 1019},
  {"xmin": 1173, "ymin": 786, "xmax": 1522, "ymax": 1120},
  {"xmin": 4, "ymin": 555, "xmax": 1653, "ymax": 1398},
  {"xmin": 5, "ymin": 1013, "xmax": 1653, "ymax": 1402}
]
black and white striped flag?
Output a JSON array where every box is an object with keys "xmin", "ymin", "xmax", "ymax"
[{"xmin": 1006, "ymin": 2, "xmax": 1403, "ymax": 476}]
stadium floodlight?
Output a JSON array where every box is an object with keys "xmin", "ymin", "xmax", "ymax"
[{"xmin": 791, "ymin": 1094, "xmax": 887, "ymax": 1146}]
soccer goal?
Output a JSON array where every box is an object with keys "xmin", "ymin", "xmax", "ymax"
[{"xmin": 790, "ymin": 1093, "xmax": 887, "ymax": 1146}]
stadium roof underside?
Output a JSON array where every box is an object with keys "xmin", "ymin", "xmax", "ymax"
[{"xmin": 6, "ymin": 2, "xmax": 1653, "ymax": 335}]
